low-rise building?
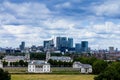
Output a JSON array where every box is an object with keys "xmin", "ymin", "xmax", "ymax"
[
  {"xmin": 28, "ymin": 60, "xmax": 50, "ymax": 73},
  {"xmin": 3, "ymin": 56, "xmax": 25, "ymax": 62},
  {"xmin": 73, "ymin": 62, "xmax": 92, "ymax": 73},
  {"xmin": 50, "ymin": 56, "xmax": 73, "ymax": 62}
]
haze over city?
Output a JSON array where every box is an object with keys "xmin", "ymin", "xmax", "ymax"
[{"xmin": 0, "ymin": 0, "xmax": 120, "ymax": 49}]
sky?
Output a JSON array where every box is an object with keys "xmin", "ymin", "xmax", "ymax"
[{"xmin": 0, "ymin": 0, "xmax": 120, "ymax": 49}]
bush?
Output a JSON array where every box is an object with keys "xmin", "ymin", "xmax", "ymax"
[{"xmin": 0, "ymin": 68, "xmax": 11, "ymax": 80}]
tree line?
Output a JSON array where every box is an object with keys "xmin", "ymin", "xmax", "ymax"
[
  {"xmin": 48, "ymin": 59, "xmax": 73, "ymax": 67},
  {"xmin": 2, "ymin": 60, "xmax": 28, "ymax": 67}
]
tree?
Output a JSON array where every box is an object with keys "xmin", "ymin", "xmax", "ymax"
[
  {"xmin": 0, "ymin": 68, "xmax": 11, "ymax": 80},
  {"xmin": 93, "ymin": 60, "xmax": 108, "ymax": 74},
  {"xmin": 30, "ymin": 53, "xmax": 46, "ymax": 60},
  {"xmin": 24, "ymin": 62, "xmax": 28, "ymax": 67},
  {"xmin": 19, "ymin": 60, "xmax": 24, "ymax": 67},
  {"xmin": 94, "ymin": 64, "xmax": 120, "ymax": 80},
  {"xmin": 74, "ymin": 57, "xmax": 97, "ymax": 65},
  {"xmin": 13, "ymin": 62, "xmax": 19, "ymax": 67},
  {"xmin": 3, "ymin": 61, "xmax": 8, "ymax": 67}
]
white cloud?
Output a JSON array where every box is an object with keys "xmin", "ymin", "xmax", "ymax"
[
  {"xmin": 93, "ymin": 0, "xmax": 120, "ymax": 17},
  {"xmin": 55, "ymin": 2, "xmax": 71, "ymax": 9},
  {"xmin": 0, "ymin": 1, "xmax": 52, "ymax": 25}
]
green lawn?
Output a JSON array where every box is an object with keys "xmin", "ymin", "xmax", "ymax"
[
  {"xmin": 11, "ymin": 74, "xmax": 95, "ymax": 80},
  {"xmin": 3, "ymin": 67, "xmax": 80, "ymax": 74},
  {"xmin": 4, "ymin": 67, "xmax": 95, "ymax": 80}
]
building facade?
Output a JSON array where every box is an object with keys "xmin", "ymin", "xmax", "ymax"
[
  {"xmin": 28, "ymin": 60, "xmax": 50, "ymax": 73},
  {"xmin": 73, "ymin": 62, "xmax": 92, "ymax": 73}
]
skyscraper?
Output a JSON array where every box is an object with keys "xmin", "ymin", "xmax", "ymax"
[
  {"xmin": 43, "ymin": 39, "xmax": 54, "ymax": 51},
  {"xmin": 68, "ymin": 38, "xmax": 73, "ymax": 49},
  {"xmin": 56, "ymin": 37, "xmax": 61, "ymax": 50},
  {"xmin": 81, "ymin": 41, "xmax": 88, "ymax": 53},
  {"xmin": 56, "ymin": 37, "xmax": 68, "ymax": 52},
  {"xmin": 75, "ymin": 43, "xmax": 81, "ymax": 53},
  {"xmin": 19, "ymin": 41, "xmax": 25, "ymax": 51},
  {"xmin": 61, "ymin": 37, "xmax": 67, "ymax": 48}
]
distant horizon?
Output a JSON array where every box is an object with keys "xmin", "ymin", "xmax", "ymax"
[{"xmin": 0, "ymin": 0, "xmax": 120, "ymax": 49}]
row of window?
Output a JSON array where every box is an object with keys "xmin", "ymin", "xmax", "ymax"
[{"xmin": 28, "ymin": 69, "xmax": 50, "ymax": 72}]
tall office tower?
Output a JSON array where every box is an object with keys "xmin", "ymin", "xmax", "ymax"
[
  {"xmin": 56, "ymin": 37, "xmax": 61, "ymax": 50},
  {"xmin": 68, "ymin": 38, "xmax": 73, "ymax": 49},
  {"xmin": 81, "ymin": 41, "xmax": 88, "ymax": 53},
  {"xmin": 19, "ymin": 41, "xmax": 25, "ymax": 51},
  {"xmin": 44, "ymin": 39, "xmax": 54, "ymax": 51},
  {"xmin": 56, "ymin": 37, "xmax": 68, "ymax": 52},
  {"xmin": 61, "ymin": 37, "xmax": 67, "ymax": 48},
  {"xmin": 75, "ymin": 43, "xmax": 81, "ymax": 53}
]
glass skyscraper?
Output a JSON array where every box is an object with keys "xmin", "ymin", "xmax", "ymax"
[
  {"xmin": 68, "ymin": 38, "xmax": 73, "ymax": 49},
  {"xmin": 56, "ymin": 37, "xmax": 73, "ymax": 52},
  {"xmin": 19, "ymin": 41, "xmax": 25, "ymax": 51},
  {"xmin": 75, "ymin": 43, "xmax": 81, "ymax": 53},
  {"xmin": 81, "ymin": 41, "xmax": 88, "ymax": 52}
]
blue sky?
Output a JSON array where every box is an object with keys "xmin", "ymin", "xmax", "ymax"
[{"xmin": 0, "ymin": 0, "xmax": 120, "ymax": 49}]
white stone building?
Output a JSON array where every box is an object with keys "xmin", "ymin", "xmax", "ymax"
[
  {"xmin": 73, "ymin": 62, "xmax": 92, "ymax": 73},
  {"xmin": 28, "ymin": 60, "xmax": 50, "ymax": 73},
  {"xmin": 0, "ymin": 60, "xmax": 3, "ymax": 68}
]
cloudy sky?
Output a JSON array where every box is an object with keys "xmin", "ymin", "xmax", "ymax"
[{"xmin": 0, "ymin": 0, "xmax": 120, "ymax": 49}]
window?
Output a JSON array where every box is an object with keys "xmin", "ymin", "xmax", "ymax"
[
  {"xmin": 29, "ymin": 65, "xmax": 31, "ymax": 68},
  {"xmin": 44, "ymin": 65, "xmax": 46, "ymax": 68},
  {"xmin": 44, "ymin": 69, "xmax": 46, "ymax": 72},
  {"xmin": 29, "ymin": 69, "xmax": 31, "ymax": 72},
  {"xmin": 47, "ymin": 69, "xmax": 50, "ymax": 72},
  {"xmin": 47, "ymin": 66, "xmax": 49, "ymax": 68}
]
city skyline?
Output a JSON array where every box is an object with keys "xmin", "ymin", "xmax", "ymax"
[{"xmin": 0, "ymin": 0, "xmax": 120, "ymax": 49}]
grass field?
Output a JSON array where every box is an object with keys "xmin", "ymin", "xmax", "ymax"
[
  {"xmin": 11, "ymin": 74, "xmax": 95, "ymax": 80},
  {"xmin": 4, "ymin": 67, "xmax": 95, "ymax": 80},
  {"xmin": 3, "ymin": 67, "xmax": 80, "ymax": 74}
]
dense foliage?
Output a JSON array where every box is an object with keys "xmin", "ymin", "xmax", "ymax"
[
  {"xmin": 30, "ymin": 53, "xmax": 46, "ymax": 60},
  {"xmin": 94, "ymin": 62, "xmax": 120, "ymax": 80},
  {"xmin": 3, "ymin": 60, "xmax": 28, "ymax": 67},
  {"xmin": 48, "ymin": 59, "xmax": 73, "ymax": 67},
  {"xmin": 0, "ymin": 68, "xmax": 11, "ymax": 80},
  {"xmin": 92, "ymin": 60, "xmax": 108, "ymax": 74}
]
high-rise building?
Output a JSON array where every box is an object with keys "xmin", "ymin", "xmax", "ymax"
[
  {"xmin": 68, "ymin": 38, "xmax": 73, "ymax": 49},
  {"xmin": 43, "ymin": 39, "xmax": 54, "ymax": 51},
  {"xmin": 19, "ymin": 41, "xmax": 25, "ymax": 51},
  {"xmin": 56, "ymin": 37, "xmax": 61, "ymax": 50},
  {"xmin": 75, "ymin": 43, "xmax": 81, "ymax": 53},
  {"xmin": 60, "ymin": 37, "xmax": 67, "ymax": 52},
  {"xmin": 81, "ymin": 41, "xmax": 88, "ymax": 53},
  {"xmin": 61, "ymin": 37, "xmax": 67, "ymax": 48},
  {"xmin": 56, "ymin": 37, "xmax": 68, "ymax": 52},
  {"xmin": 109, "ymin": 47, "xmax": 114, "ymax": 53}
]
